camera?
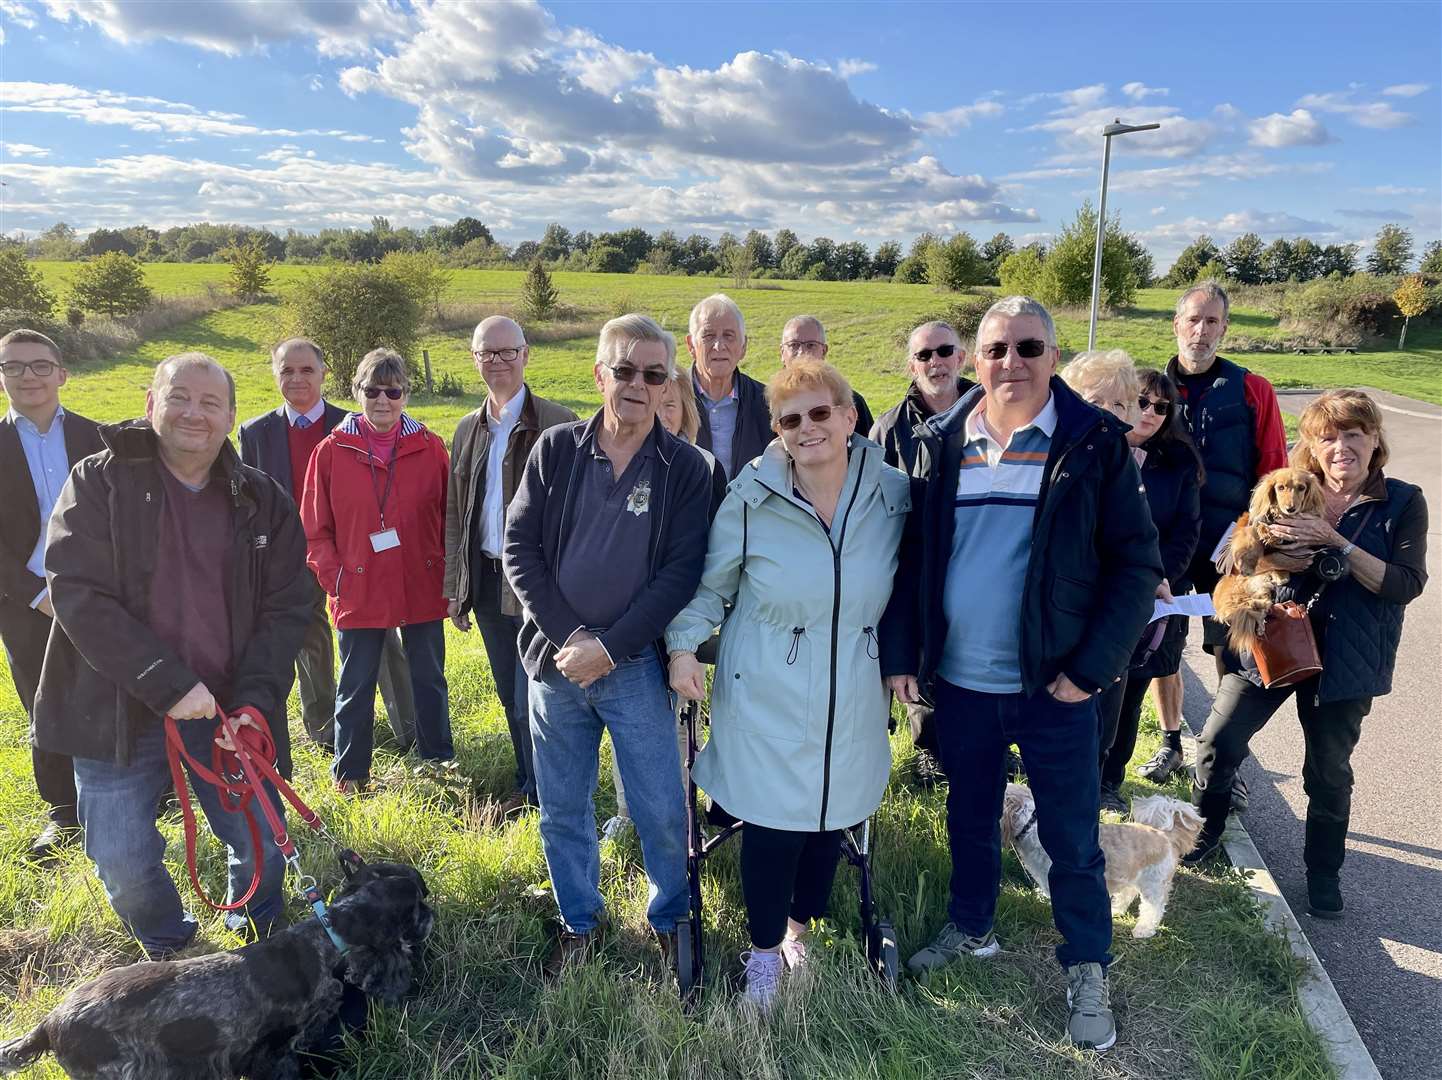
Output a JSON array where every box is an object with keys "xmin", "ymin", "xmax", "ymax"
[{"xmin": 1313, "ymin": 548, "xmax": 1352, "ymax": 584}]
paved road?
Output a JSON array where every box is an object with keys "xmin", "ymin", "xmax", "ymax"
[{"xmin": 1177, "ymin": 387, "xmax": 1442, "ymax": 1080}]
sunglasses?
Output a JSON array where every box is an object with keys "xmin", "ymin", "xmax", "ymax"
[
  {"xmin": 0, "ymin": 359, "xmax": 59, "ymax": 378},
  {"xmin": 777, "ymin": 403, "xmax": 847, "ymax": 431},
  {"xmin": 362, "ymin": 386, "xmax": 405, "ymax": 400},
  {"xmin": 980, "ymin": 339, "xmax": 1048, "ymax": 361},
  {"xmin": 912, "ymin": 343, "xmax": 958, "ymax": 362},
  {"xmin": 605, "ymin": 363, "xmax": 669, "ymax": 386},
  {"xmin": 1137, "ymin": 396, "xmax": 1172, "ymax": 416}
]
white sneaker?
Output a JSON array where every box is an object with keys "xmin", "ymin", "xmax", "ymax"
[
  {"xmin": 780, "ymin": 934, "xmax": 808, "ymax": 973},
  {"xmin": 741, "ymin": 950, "xmax": 784, "ymax": 1011},
  {"xmin": 601, "ymin": 815, "xmax": 633, "ymax": 842}
]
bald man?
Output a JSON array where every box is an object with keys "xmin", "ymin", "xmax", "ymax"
[
  {"xmin": 445, "ymin": 316, "xmax": 577, "ymax": 812},
  {"xmin": 779, "ymin": 315, "xmax": 874, "ymax": 433}
]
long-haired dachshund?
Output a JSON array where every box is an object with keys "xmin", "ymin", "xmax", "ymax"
[
  {"xmin": 1213, "ymin": 467, "xmax": 1326, "ymax": 653},
  {"xmin": 0, "ymin": 862, "xmax": 432, "ymax": 1080}
]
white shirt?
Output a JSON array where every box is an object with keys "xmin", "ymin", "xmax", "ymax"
[
  {"xmin": 480, "ymin": 386, "xmax": 527, "ymax": 557},
  {"xmin": 284, "ymin": 399, "xmax": 327, "ymax": 427}
]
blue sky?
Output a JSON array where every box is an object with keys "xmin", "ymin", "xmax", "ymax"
[{"xmin": 2, "ymin": 0, "xmax": 1438, "ymax": 270}]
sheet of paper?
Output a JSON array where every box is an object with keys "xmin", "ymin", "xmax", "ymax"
[
  {"xmin": 1150, "ymin": 594, "xmax": 1216, "ymax": 623},
  {"xmin": 1209, "ymin": 521, "xmax": 1237, "ymax": 565}
]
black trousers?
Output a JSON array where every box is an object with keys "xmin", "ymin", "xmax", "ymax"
[
  {"xmin": 1096, "ymin": 676, "xmax": 1128, "ymax": 774},
  {"xmin": 1193, "ymin": 673, "xmax": 1370, "ymax": 878},
  {"xmin": 1100, "ymin": 676, "xmax": 1155, "ymax": 787},
  {"xmin": 0, "ymin": 601, "xmax": 77, "ymax": 824},
  {"xmin": 739, "ymin": 823, "xmax": 843, "ymax": 949}
]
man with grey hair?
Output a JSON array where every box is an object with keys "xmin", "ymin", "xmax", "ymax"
[
  {"xmin": 1136, "ymin": 282, "xmax": 1287, "ymax": 787},
  {"xmin": 505, "ymin": 314, "xmax": 712, "ymax": 976},
  {"xmin": 445, "ymin": 315, "xmax": 576, "ymax": 813},
  {"xmin": 239, "ymin": 337, "xmax": 415, "ymax": 752},
  {"xmin": 34, "ymin": 352, "xmax": 312, "ymax": 958},
  {"xmin": 686, "ymin": 293, "xmax": 771, "ymax": 478},
  {"xmin": 778, "ymin": 314, "xmax": 874, "ymax": 432},
  {"xmin": 886, "ymin": 297, "xmax": 1161, "ymax": 1051}
]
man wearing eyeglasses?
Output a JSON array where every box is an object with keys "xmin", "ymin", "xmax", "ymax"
[
  {"xmin": 444, "ymin": 316, "xmax": 576, "ymax": 813},
  {"xmin": 889, "ymin": 297, "xmax": 1161, "ymax": 1052},
  {"xmin": 239, "ymin": 338, "xmax": 416, "ymax": 754},
  {"xmin": 505, "ymin": 314, "xmax": 712, "ymax": 977},
  {"xmin": 778, "ymin": 315, "xmax": 875, "ymax": 433},
  {"xmin": 869, "ymin": 321, "xmax": 977, "ymax": 785},
  {"xmin": 686, "ymin": 293, "xmax": 771, "ymax": 479},
  {"xmin": 0, "ymin": 329, "xmax": 104, "ymax": 863}
]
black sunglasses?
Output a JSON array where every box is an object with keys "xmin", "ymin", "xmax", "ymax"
[
  {"xmin": 912, "ymin": 343, "xmax": 958, "ymax": 362},
  {"xmin": 1137, "ymin": 396, "xmax": 1172, "ymax": 416},
  {"xmin": 362, "ymin": 386, "xmax": 405, "ymax": 400},
  {"xmin": 980, "ymin": 338, "xmax": 1048, "ymax": 361},
  {"xmin": 777, "ymin": 403, "xmax": 847, "ymax": 431},
  {"xmin": 605, "ymin": 363, "xmax": 669, "ymax": 386},
  {"xmin": 0, "ymin": 359, "xmax": 60, "ymax": 378}
]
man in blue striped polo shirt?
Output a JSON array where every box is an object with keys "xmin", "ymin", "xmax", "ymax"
[{"xmin": 884, "ymin": 297, "xmax": 1161, "ymax": 1052}]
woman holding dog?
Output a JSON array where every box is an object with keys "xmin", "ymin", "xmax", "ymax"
[
  {"xmin": 666, "ymin": 361, "xmax": 915, "ymax": 1010},
  {"xmin": 1188, "ymin": 390, "xmax": 1427, "ymax": 919}
]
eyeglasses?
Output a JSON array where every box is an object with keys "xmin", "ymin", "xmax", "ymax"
[
  {"xmin": 474, "ymin": 348, "xmax": 522, "ymax": 364},
  {"xmin": 604, "ymin": 363, "xmax": 669, "ymax": 387},
  {"xmin": 0, "ymin": 359, "xmax": 59, "ymax": 378},
  {"xmin": 362, "ymin": 386, "xmax": 405, "ymax": 400},
  {"xmin": 979, "ymin": 339, "xmax": 1048, "ymax": 361},
  {"xmin": 777, "ymin": 403, "xmax": 847, "ymax": 431},
  {"xmin": 1137, "ymin": 396, "xmax": 1172, "ymax": 416},
  {"xmin": 783, "ymin": 340, "xmax": 826, "ymax": 355},
  {"xmin": 912, "ymin": 343, "xmax": 958, "ymax": 362}
]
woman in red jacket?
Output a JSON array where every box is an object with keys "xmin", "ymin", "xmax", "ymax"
[{"xmin": 302, "ymin": 348, "xmax": 454, "ymax": 789}]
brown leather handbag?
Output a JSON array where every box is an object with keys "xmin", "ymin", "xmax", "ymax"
[{"xmin": 1252, "ymin": 601, "xmax": 1322, "ymax": 688}]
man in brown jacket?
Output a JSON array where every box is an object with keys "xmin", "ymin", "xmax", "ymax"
[{"xmin": 445, "ymin": 316, "xmax": 577, "ymax": 812}]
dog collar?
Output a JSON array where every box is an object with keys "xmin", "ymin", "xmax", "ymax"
[{"xmin": 305, "ymin": 887, "xmax": 350, "ymax": 955}]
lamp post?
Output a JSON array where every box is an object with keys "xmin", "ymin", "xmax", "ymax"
[{"xmin": 1088, "ymin": 118, "xmax": 1161, "ymax": 349}]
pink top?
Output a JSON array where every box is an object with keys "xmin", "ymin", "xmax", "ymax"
[{"xmin": 358, "ymin": 415, "xmax": 401, "ymax": 459}]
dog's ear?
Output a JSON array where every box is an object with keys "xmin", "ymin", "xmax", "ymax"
[
  {"xmin": 329, "ymin": 876, "xmax": 432, "ymax": 1004},
  {"xmin": 1249, "ymin": 471, "xmax": 1278, "ymax": 521}
]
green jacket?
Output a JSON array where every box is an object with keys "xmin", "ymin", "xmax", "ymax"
[{"xmin": 666, "ymin": 436, "xmax": 912, "ymax": 831}]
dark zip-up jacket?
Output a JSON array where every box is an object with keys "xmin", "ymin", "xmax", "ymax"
[
  {"xmin": 694, "ymin": 368, "xmax": 773, "ymax": 478},
  {"xmin": 868, "ymin": 378, "xmax": 976, "ymax": 476},
  {"xmin": 33, "ymin": 422, "xmax": 312, "ymax": 772},
  {"xmin": 1138, "ymin": 436, "xmax": 1203, "ymax": 589},
  {"xmin": 503, "ymin": 413, "xmax": 713, "ymax": 678},
  {"xmin": 880, "ymin": 377, "xmax": 1163, "ymax": 698}
]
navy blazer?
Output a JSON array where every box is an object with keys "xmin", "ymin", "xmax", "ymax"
[
  {"xmin": 237, "ymin": 401, "xmax": 349, "ymax": 497},
  {"xmin": 0, "ymin": 408, "xmax": 104, "ymax": 610}
]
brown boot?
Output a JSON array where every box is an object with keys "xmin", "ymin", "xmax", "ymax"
[{"xmin": 544, "ymin": 921, "xmax": 603, "ymax": 979}]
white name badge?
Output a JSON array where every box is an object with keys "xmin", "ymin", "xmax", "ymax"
[{"xmin": 369, "ymin": 528, "xmax": 401, "ymax": 553}]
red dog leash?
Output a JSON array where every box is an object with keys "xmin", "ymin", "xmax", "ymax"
[{"xmin": 164, "ymin": 706, "xmax": 353, "ymax": 911}]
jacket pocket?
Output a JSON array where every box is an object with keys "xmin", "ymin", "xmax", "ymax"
[
  {"xmin": 1051, "ymin": 573, "xmax": 1092, "ymax": 616},
  {"xmin": 723, "ymin": 620, "xmax": 810, "ymax": 744}
]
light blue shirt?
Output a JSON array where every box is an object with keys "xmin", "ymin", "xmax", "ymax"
[
  {"xmin": 695, "ymin": 372, "xmax": 738, "ymax": 478},
  {"xmin": 12, "ymin": 405, "xmax": 68, "ymax": 608}
]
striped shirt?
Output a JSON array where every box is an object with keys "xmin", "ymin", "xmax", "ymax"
[{"xmin": 938, "ymin": 395, "xmax": 1057, "ymax": 693}]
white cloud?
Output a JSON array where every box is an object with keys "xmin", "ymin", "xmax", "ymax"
[
  {"xmin": 1247, "ymin": 109, "xmax": 1333, "ymax": 148},
  {"xmin": 38, "ymin": 0, "xmax": 411, "ymax": 57},
  {"xmin": 1336, "ymin": 208, "xmax": 1412, "ymax": 220},
  {"xmin": 4, "ymin": 142, "xmax": 51, "ymax": 157},
  {"xmin": 1150, "ymin": 206, "xmax": 1167, "ymax": 216},
  {"xmin": 1106, "ymin": 154, "xmax": 1335, "ymax": 193},
  {"xmin": 1122, "ymin": 82, "xmax": 1168, "ymax": 100},
  {"xmin": 1296, "ymin": 90, "xmax": 1413, "ymax": 129},
  {"xmin": 919, "ymin": 100, "xmax": 1004, "ymax": 135},
  {"xmin": 1381, "ymin": 83, "xmax": 1429, "ymax": 98},
  {"xmin": 837, "ymin": 58, "xmax": 877, "ymax": 79},
  {"xmin": 0, "ymin": 0, "xmax": 36, "ymax": 39},
  {"xmin": 1360, "ymin": 184, "xmax": 1425, "ymax": 196}
]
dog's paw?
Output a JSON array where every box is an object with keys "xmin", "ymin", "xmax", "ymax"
[{"xmin": 1131, "ymin": 925, "xmax": 1159, "ymax": 939}]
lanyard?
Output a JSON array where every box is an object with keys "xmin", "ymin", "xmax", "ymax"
[{"xmin": 364, "ymin": 428, "xmax": 400, "ymax": 527}]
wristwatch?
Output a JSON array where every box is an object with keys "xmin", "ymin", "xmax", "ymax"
[{"xmin": 1339, "ymin": 541, "xmax": 1356, "ymax": 557}]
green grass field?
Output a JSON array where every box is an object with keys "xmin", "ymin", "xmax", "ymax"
[{"xmin": 6, "ymin": 264, "xmax": 1420, "ymax": 1077}]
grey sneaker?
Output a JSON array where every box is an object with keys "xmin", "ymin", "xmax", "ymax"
[
  {"xmin": 906, "ymin": 922, "xmax": 1000, "ymax": 974},
  {"xmin": 1065, "ymin": 962, "xmax": 1116, "ymax": 1051},
  {"xmin": 1099, "ymin": 782, "xmax": 1127, "ymax": 816},
  {"xmin": 1136, "ymin": 745, "xmax": 1183, "ymax": 784},
  {"xmin": 741, "ymin": 949, "xmax": 784, "ymax": 1011}
]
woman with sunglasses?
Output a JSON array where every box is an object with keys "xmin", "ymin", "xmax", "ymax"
[
  {"xmin": 301, "ymin": 347, "xmax": 455, "ymax": 791},
  {"xmin": 1101, "ymin": 369, "xmax": 1204, "ymax": 809},
  {"xmin": 666, "ymin": 360, "xmax": 916, "ymax": 1010}
]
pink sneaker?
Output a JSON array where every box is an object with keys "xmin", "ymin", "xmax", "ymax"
[{"xmin": 780, "ymin": 934, "xmax": 809, "ymax": 973}]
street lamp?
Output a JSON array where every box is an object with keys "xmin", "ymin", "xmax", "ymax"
[{"xmin": 1088, "ymin": 118, "xmax": 1160, "ymax": 349}]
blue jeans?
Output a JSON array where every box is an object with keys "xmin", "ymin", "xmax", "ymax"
[
  {"xmin": 529, "ymin": 650, "xmax": 687, "ymax": 933},
  {"xmin": 73, "ymin": 719, "xmax": 287, "ymax": 957},
  {"xmin": 334, "ymin": 620, "xmax": 453, "ymax": 782},
  {"xmin": 932, "ymin": 678, "xmax": 1112, "ymax": 969},
  {"xmin": 471, "ymin": 560, "xmax": 533, "ymax": 796}
]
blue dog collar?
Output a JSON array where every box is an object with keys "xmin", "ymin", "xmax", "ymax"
[{"xmin": 305, "ymin": 887, "xmax": 350, "ymax": 955}]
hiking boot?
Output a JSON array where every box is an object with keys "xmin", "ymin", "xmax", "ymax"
[
  {"xmin": 544, "ymin": 923, "xmax": 602, "ymax": 979},
  {"xmin": 906, "ymin": 922, "xmax": 1000, "ymax": 975},
  {"xmin": 1182, "ymin": 824, "xmax": 1226, "ymax": 866},
  {"xmin": 27, "ymin": 820, "xmax": 81, "ymax": 865},
  {"xmin": 1306, "ymin": 875, "xmax": 1344, "ymax": 920},
  {"xmin": 780, "ymin": 933, "xmax": 809, "ymax": 973},
  {"xmin": 1065, "ymin": 962, "xmax": 1116, "ymax": 1051},
  {"xmin": 911, "ymin": 749, "xmax": 946, "ymax": 788},
  {"xmin": 1136, "ymin": 745, "xmax": 1183, "ymax": 784},
  {"xmin": 1230, "ymin": 775, "xmax": 1250, "ymax": 814},
  {"xmin": 1099, "ymin": 783, "xmax": 1128, "ymax": 816},
  {"xmin": 741, "ymin": 949, "xmax": 784, "ymax": 1012},
  {"xmin": 498, "ymin": 791, "xmax": 535, "ymax": 816}
]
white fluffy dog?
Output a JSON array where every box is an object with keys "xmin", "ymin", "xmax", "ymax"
[{"xmin": 1000, "ymin": 783, "xmax": 1204, "ymax": 938}]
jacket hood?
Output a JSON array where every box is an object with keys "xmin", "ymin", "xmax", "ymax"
[
  {"xmin": 925, "ymin": 375, "xmax": 1116, "ymax": 446},
  {"xmin": 333, "ymin": 412, "xmax": 424, "ymax": 440},
  {"xmin": 735, "ymin": 433, "xmax": 893, "ymax": 511},
  {"xmin": 99, "ymin": 419, "xmax": 245, "ymax": 479}
]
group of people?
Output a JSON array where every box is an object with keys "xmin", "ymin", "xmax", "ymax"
[{"xmin": 0, "ymin": 279, "xmax": 1426, "ymax": 1054}]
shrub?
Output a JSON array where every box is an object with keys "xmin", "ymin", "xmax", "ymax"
[
  {"xmin": 892, "ymin": 255, "xmax": 928, "ymax": 285},
  {"xmin": 68, "ymin": 252, "xmax": 153, "ymax": 317},
  {"xmin": 380, "ymin": 250, "xmax": 452, "ymax": 317},
  {"xmin": 0, "ymin": 249, "xmax": 57, "ymax": 316},
  {"xmin": 998, "ymin": 248, "xmax": 1045, "ymax": 298},
  {"xmin": 1280, "ymin": 274, "xmax": 1399, "ymax": 344},
  {"xmin": 899, "ymin": 296, "xmax": 995, "ymax": 353},
  {"xmin": 222, "ymin": 236, "xmax": 274, "ymax": 302},
  {"xmin": 432, "ymin": 371, "xmax": 467, "ymax": 398},
  {"xmin": 1035, "ymin": 203, "xmax": 1137, "ymax": 310},
  {"xmin": 0, "ymin": 307, "xmax": 64, "ymax": 342},
  {"xmin": 924, "ymin": 233, "xmax": 987, "ymax": 292},
  {"xmin": 285, "ymin": 264, "xmax": 421, "ymax": 393},
  {"xmin": 519, "ymin": 260, "xmax": 560, "ymax": 321},
  {"xmin": 588, "ymin": 244, "xmax": 629, "ymax": 273}
]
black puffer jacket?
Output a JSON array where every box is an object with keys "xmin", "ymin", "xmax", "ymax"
[
  {"xmin": 1138, "ymin": 437, "xmax": 1203, "ymax": 589},
  {"xmin": 882, "ymin": 377, "xmax": 1163, "ymax": 697},
  {"xmin": 34, "ymin": 422, "xmax": 313, "ymax": 772},
  {"xmin": 1241, "ymin": 471, "xmax": 1427, "ymax": 704}
]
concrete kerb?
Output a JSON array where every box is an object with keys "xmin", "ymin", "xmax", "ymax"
[{"xmin": 1178, "ymin": 730, "xmax": 1382, "ymax": 1080}]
